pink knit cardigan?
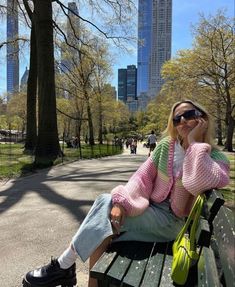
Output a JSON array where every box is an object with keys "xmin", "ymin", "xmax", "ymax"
[{"xmin": 111, "ymin": 137, "xmax": 230, "ymax": 218}]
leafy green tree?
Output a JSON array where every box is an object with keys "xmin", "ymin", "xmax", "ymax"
[
  {"xmin": 7, "ymin": 91, "xmax": 27, "ymax": 133},
  {"xmin": 192, "ymin": 12, "xmax": 235, "ymax": 151},
  {"xmin": 57, "ymin": 23, "xmax": 116, "ymax": 146},
  {"xmin": 56, "ymin": 97, "xmax": 72, "ymax": 138},
  {"xmin": 93, "ymin": 84, "xmax": 115, "ymax": 144},
  {"xmin": 0, "ymin": 115, "xmax": 8, "ymax": 130},
  {"xmin": 92, "ymin": 42, "xmax": 113, "ymax": 144},
  {"xmin": 0, "ymin": 96, "xmax": 6, "ymax": 115},
  {"xmin": 161, "ymin": 11, "xmax": 234, "ymax": 151}
]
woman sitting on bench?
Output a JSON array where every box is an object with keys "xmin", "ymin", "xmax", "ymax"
[{"xmin": 23, "ymin": 100, "xmax": 230, "ymax": 287}]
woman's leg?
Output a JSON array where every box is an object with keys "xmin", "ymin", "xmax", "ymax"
[
  {"xmin": 71, "ymin": 194, "xmax": 113, "ymax": 262},
  {"xmin": 114, "ymin": 201, "xmax": 184, "ymax": 243},
  {"xmin": 58, "ymin": 244, "xmax": 78, "ymax": 269},
  {"xmin": 22, "ymin": 194, "xmax": 114, "ymax": 287}
]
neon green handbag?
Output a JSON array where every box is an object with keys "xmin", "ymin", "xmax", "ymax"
[{"xmin": 171, "ymin": 194, "xmax": 205, "ymax": 285}]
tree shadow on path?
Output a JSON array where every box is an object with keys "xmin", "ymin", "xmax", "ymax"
[{"xmin": 0, "ymin": 157, "xmax": 139, "ymax": 221}]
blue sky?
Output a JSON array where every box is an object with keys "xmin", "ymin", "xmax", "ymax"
[{"xmin": 0, "ymin": 0, "xmax": 234, "ymax": 96}]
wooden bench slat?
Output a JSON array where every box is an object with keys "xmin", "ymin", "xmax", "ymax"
[
  {"xmin": 122, "ymin": 257, "xmax": 149, "ymax": 287},
  {"xmin": 122, "ymin": 242, "xmax": 156, "ymax": 287},
  {"xmin": 142, "ymin": 252, "xmax": 165, "ymax": 287},
  {"xmin": 159, "ymin": 254, "xmax": 174, "ymax": 287},
  {"xmin": 106, "ymin": 242, "xmax": 156, "ymax": 287},
  {"xmin": 90, "ymin": 251, "xmax": 117, "ymax": 280},
  {"xmin": 213, "ymin": 206, "xmax": 235, "ymax": 284},
  {"xmin": 106, "ymin": 254, "xmax": 132, "ymax": 285},
  {"xmin": 198, "ymin": 246, "xmax": 221, "ymax": 286}
]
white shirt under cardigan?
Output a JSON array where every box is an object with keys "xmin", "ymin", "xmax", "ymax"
[{"xmin": 173, "ymin": 141, "xmax": 185, "ymax": 177}]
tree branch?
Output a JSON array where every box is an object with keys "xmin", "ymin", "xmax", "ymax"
[
  {"xmin": 57, "ymin": 107, "xmax": 88, "ymax": 121},
  {"xmin": 0, "ymin": 37, "xmax": 28, "ymax": 49},
  {"xmin": 54, "ymin": 0, "xmax": 130, "ymax": 41}
]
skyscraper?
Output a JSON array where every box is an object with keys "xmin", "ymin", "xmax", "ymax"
[
  {"xmin": 118, "ymin": 65, "xmax": 138, "ymax": 111},
  {"xmin": 137, "ymin": 0, "xmax": 172, "ymax": 107},
  {"xmin": 67, "ymin": 2, "xmax": 80, "ymax": 43},
  {"xmin": 126, "ymin": 65, "xmax": 137, "ymax": 102},
  {"xmin": 118, "ymin": 68, "xmax": 127, "ymax": 103},
  {"xmin": 6, "ymin": 0, "xmax": 19, "ymax": 100},
  {"xmin": 20, "ymin": 67, "xmax": 29, "ymax": 91},
  {"xmin": 60, "ymin": 1, "xmax": 80, "ymax": 74},
  {"xmin": 137, "ymin": 0, "xmax": 152, "ymax": 100}
]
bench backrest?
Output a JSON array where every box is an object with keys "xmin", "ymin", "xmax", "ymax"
[{"xmin": 197, "ymin": 189, "xmax": 234, "ymax": 287}]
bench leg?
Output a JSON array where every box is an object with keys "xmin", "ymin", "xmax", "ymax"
[{"xmin": 97, "ymin": 279, "xmax": 109, "ymax": 287}]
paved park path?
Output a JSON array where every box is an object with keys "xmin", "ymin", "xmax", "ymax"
[{"xmin": 0, "ymin": 143, "xmax": 149, "ymax": 287}]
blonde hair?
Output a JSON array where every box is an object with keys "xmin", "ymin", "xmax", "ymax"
[{"xmin": 162, "ymin": 100, "xmax": 215, "ymax": 147}]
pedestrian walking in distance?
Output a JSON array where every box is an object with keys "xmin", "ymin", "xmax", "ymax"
[{"xmin": 148, "ymin": 130, "xmax": 157, "ymax": 156}]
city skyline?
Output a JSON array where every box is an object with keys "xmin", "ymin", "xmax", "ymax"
[
  {"xmin": 0, "ymin": 0, "xmax": 234, "ymax": 97},
  {"xmin": 118, "ymin": 0, "xmax": 172, "ymax": 112},
  {"xmin": 113, "ymin": 0, "xmax": 234, "ymax": 94}
]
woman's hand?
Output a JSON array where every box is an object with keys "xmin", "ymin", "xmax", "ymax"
[
  {"xmin": 188, "ymin": 118, "xmax": 208, "ymax": 145},
  {"xmin": 110, "ymin": 204, "xmax": 126, "ymax": 234}
]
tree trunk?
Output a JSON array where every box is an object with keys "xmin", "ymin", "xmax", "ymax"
[
  {"xmin": 224, "ymin": 82, "xmax": 234, "ymax": 152},
  {"xmin": 75, "ymin": 120, "xmax": 82, "ymax": 158},
  {"xmin": 216, "ymin": 102, "xmax": 223, "ymax": 146},
  {"xmin": 33, "ymin": 0, "xmax": 60, "ymax": 166},
  {"xmin": 225, "ymin": 115, "xmax": 234, "ymax": 152},
  {"xmin": 24, "ymin": 23, "xmax": 37, "ymax": 153},
  {"xmin": 98, "ymin": 100, "xmax": 103, "ymax": 144},
  {"xmin": 86, "ymin": 98, "xmax": 95, "ymax": 145}
]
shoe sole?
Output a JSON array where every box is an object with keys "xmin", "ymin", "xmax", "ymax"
[{"xmin": 22, "ymin": 276, "xmax": 77, "ymax": 287}]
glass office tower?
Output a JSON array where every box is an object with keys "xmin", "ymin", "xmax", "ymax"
[
  {"xmin": 137, "ymin": 0, "xmax": 152, "ymax": 99},
  {"xmin": 126, "ymin": 65, "xmax": 137, "ymax": 102},
  {"xmin": 6, "ymin": 0, "xmax": 19, "ymax": 100},
  {"xmin": 118, "ymin": 65, "xmax": 137, "ymax": 112},
  {"xmin": 67, "ymin": 2, "xmax": 80, "ymax": 44},
  {"xmin": 137, "ymin": 0, "xmax": 172, "ymax": 106},
  {"xmin": 118, "ymin": 69, "xmax": 127, "ymax": 103},
  {"xmin": 61, "ymin": 1, "xmax": 80, "ymax": 74}
]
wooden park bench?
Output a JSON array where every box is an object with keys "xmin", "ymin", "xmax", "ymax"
[{"xmin": 90, "ymin": 189, "xmax": 234, "ymax": 287}]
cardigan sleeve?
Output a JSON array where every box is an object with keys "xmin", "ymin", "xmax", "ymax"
[
  {"xmin": 182, "ymin": 142, "xmax": 230, "ymax": 195},
  {"xmin": 111, "ymin": 157, "xmax": 158, "ymax": 217}
]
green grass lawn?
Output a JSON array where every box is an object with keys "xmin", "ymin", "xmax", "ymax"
[
  {"xmin": 0, "ymin": 144, "xmax": 33, "ymax": 178},
  {"xmin": 0, "ymin": 143, "xmax": 122, "ymax": 179}
]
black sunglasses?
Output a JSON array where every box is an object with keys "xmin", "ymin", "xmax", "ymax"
[{"xmin": 173, "ymin": 109, "xmax": 203, "ymax": 127}]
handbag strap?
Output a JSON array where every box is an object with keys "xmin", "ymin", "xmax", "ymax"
[
  {"xmin": 174, "ymin": 194, "xmax": 205, "ymax": 246},
  {"xmin": 189, "ymin": 194, "xmax": 205, "ymax": 251}
]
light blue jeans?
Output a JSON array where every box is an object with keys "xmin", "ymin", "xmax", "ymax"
[{"xmin": 71, "ymin": 194, "xmax": 184, "ymax": 262}]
